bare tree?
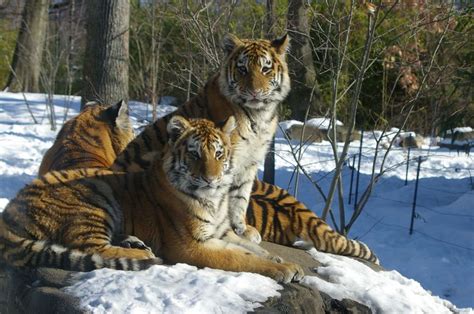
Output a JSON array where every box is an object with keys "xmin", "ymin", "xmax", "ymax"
[
  {"xmin": 81, "ymin": 0, "xmax": 130, "ymax": 108},
  {"xmin": 286, "ymin": 0, "xmax": 319, "ymax": 121},
  {"xmin": 262, "ymin": 0, "xmax": 277, "ymax": 185},
  {"xmin": 4, "ymin": 0, "xmax": 49, "ymax": 92}
]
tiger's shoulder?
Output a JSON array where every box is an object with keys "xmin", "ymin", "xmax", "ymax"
[{"xmin": 38, "ymin": 100, "xmax": 134, "ymax": 176}]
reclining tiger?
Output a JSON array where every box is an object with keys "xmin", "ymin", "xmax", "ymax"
[
  {"xmin": 36, "ymin": 98, "xmax": 379, "ymax": 265},
  {"xmin": 109, "ymin": 34, "xmax": 380, "ymax": 264},
  {"xmin": 0, "ymin": 116, "xmax": 304, "ymax": 283}
]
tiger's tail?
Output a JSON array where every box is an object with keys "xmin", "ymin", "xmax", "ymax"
[
  {"xmin": 299, "ymin": 214, "xmax": 380, "ymax": 265},
  {"xmin": 0, "ymin": 221, "xmax": 162, "ymax": 271},
  {"xmin": 248, "ymin": 182, "xmax": 380, "ymax": 265}
]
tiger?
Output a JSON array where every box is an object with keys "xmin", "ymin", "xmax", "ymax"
[
  {"xmin": 107, "ymin": 34, "xmax": 379, "ymax": 265},
  {"xmin": 38, "ymin": 100, "xmax": 134, "ymax": 176},
  {"xmin": 112, "ymin": 34, "xmax": 292, "ymax": 243},
  {"xmin": 0, "ymin": 116, "xmax": 304, "ymax": 283}
]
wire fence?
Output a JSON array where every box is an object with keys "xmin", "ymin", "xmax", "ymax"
[{"xmin": 272, "ymin": 136, "xmax": 473, "ymax": 252}]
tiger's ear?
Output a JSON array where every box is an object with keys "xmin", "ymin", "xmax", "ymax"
[
  {"xmin": 116, "ymin": 100, "xmax": 132, "ymax": 130},
  {"xmin": 106, "ymin": 99, "xmax": 131, "ymax": 130},
  {"xmin": 167, "ymin": 115, "xmax": 191, "ymax": 143},
  {"xmin": 222, "ymin": 34, "xmax": 243, "ymax": 55},
  {"xmin": 218, "ymin": 116, "xmax": 236, "ymax": 135},
  {"xmin": 271, "ymin": 33, "xmax": 290, "ymax": 56}
]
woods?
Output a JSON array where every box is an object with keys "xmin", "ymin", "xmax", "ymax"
[{"xmin": 0, "ymin": 1, "xmax": 471, "ymax": 134}]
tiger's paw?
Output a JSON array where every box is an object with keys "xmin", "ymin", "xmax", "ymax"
[
  {"xmin": 269, "ymin": 255, "xmax": 284, "ymax": 263},
  {"xmin": 269, "ymin": 262, "xmax": 305, "ymax": 283},
  {"xmin": 119, "ymin": 235, "xmax": 153, "ymax": 253},
  {"xmin": 241, "ymin": 225, "xmax": 262, "ymax": 244},
  {"xmin": 141, "ymin": 257, "xmax": 164, "ymax": 269},
  {"xmin": 232, "ymin": 221, "xmax": 247, "ymax": 236}
]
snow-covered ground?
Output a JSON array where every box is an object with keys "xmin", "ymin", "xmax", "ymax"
[{"xmin": 0, "ymin": 92, "xmax": 472, "ymax": 313}]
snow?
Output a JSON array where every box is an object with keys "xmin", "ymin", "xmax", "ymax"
[
  {"xmin": 63, "ymin": 264, "xmax": 282, "ymax": 314},
  {"xmin": 303, "ymin": 248, "xmax": 471, "ymax": 314},
  {"xmin": 306, "ymin": 117, "xmax": 344, "ymax": 130},
  {"xmin": 0, "ymin": 92, "xmax": 473, "ymax": 313},
  {"xmin": 446, "ymin": 127, "xmax": 473, "ymax": 134}
]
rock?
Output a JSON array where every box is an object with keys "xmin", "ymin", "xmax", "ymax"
[
  {"xmin": 399, "ymin": 134, "xmax": 424, "ymax": 148},
  {"xmin": 286, "ymin": 124, "xmax": 361, "ymax": 143},
  {"xmin": 0, "ymin": 262, "xmax": 84, "ymax": 314},
  {"xmin": 256, "ymin": 242, "xmax": 375, "ymax": 313},
  {"xmin": 320, "ymin": 292, "xmax": 372, "ymax": 314},
  {"xmin": 1, "ymin": 242, "xmax": 376, "ymax": 313},
  {"xmin": 286, "ymin": 124, "xmax": 325, "ymax": 143},
  {"xmin": 22, "ymin": 286, "xmax": 85, "ymax": 314},
  {"xmin": 253, "ymin": 283, "xmax": 325, "ymax": 313}
]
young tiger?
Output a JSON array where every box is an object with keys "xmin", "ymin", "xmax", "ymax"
[
  {"xmin": 38, "ymin": 100, "xmax": 134, "ymax": 176},
  {"xmin": 112, "ymin": 34, "xmax": 291, "ymax": 242},
  {"xmin": 248, "ymin": 181, "xmax": 380, "ymax": 265},
  {"xmin": 0, "ymin": 116, "xmax": 303, "ymax": 283}
]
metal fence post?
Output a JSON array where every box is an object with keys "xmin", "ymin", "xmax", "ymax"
[
  {"xmin": 409, "ymin": 156, "xmax": 422, "ymax": 235},
  {"xmin": 354, "ymin": 130, "xmax": 364, "ymax": 210},
  {"xmin": 348, "ymin": 154, "xmax": 356, "ymax": 204},
  {"xmin": 405, "ymin": 146, "xmax": 411, "ymax": 185}
]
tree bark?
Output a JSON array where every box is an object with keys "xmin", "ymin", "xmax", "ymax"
[
  {"xmin": 4, "ymin": 0, "xmax": 49, "ymax": 92},
  {"xmin": 81, "ymin": 0, "xmax": 130, "ymax": 108},
  {"xmin": 286, "ymin": 0, "xmax": 319, "ymax": 121},
  {"xmin": 263, "ymin": 0, "xmax": 277, "ymax": 184}
]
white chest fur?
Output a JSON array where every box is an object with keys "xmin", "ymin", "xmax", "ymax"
[{"xmin": 231, "ymin": 108, "xmax": 277, "ymax": 177}]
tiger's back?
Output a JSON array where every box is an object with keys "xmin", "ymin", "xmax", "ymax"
[
  {"xmin": 0, "ymin": 168, "xmax": 161, "ymax": 271},
  {"xmin": 38, "ymin": 100, "xmax": 134, "ymax": 176}
]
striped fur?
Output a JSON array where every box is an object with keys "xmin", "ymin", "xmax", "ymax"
[
  {"xmin": 248, "ymin": 181, "xmax": 380, "ymax": 265},
  {"xmin": 112, "ymin": 34, "xmax": 291, "ymax": 241},
  {"xmin": 38, "ymin": 100, "xmax": 134, "ymax": 176},
  {"xmin": 0, "ymin": 117, "xmax": 304, "ymax": 282}
]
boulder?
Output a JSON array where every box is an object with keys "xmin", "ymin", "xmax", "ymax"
[
  {"xmin": 255, "ymin": 242, "xmax": 375, "ymax": 313},
  {"xmin": 398, "ymin": 134, "xmax": 424, "ymax": 148},
  {"xmin": 286, "ymin": 124, "xmax": 326, "ymax": 143},
  {"xmin": 1, "ymin": 242, "xmax": 376, "ymax": 314},
  {"xmin": 0, "ymin": 262, "xmax": 84, "ymax": 314},
  {"xmin": 286, "ymin": 124, "xmax": 360, "ymax": 143}
]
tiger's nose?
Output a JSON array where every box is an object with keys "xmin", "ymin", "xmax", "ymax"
[{"xmin": 201, "ymin": 175, "xmax": 218, "ymax": 184}]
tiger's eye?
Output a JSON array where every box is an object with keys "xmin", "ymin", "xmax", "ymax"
[
  {"xmin": 262, "ymin": 66, "xmax": 271, "ymax": 74},
  {"xmin": 238, "ymin": 65, "xmax": 247, "ymax": 74},
  {"xmin": 215, "ymin": 150, "xmax": 223, "ymax": 160},
  {"xmin": 188, "ymin": 151, "xmax": 200, "ymax": 160}
]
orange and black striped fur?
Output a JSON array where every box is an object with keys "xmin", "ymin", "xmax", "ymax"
[
  {"xmin": 38, "ymin": 100, "xmax": 134, "ymax": 176},
  {"xmin": 248, "ymin": 181, "xmax": 379, "ymax": 264},
  {"xmin": 112, "ymin": 34, "xmax": 292, "ymax": 242},
  {"xmin": 0, "ymin": 117, "xmax": 304, "ymax": 282},
  {"xmin": 107, "ymin": 34, "xmax": 380, "ymax": 264}
]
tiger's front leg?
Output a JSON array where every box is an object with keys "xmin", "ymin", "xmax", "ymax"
[
  {"xmin": 221, "ymin": 230, "xmax": 283, "ymax": 263},
  {"xmin": 114, "ymin": 234, "xmax": 153, "ymax": 253},
  {"xmin": 228, "ymin": 167, "xmax": 262, "ymax": 243}
]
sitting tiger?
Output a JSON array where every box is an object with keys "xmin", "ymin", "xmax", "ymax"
[
  {"xmin": 36, "ymin": 99, "xmax": 379, "ymax": 265},
  {"xmin": 38, "ymin": 100, "xmax": 134, "ymax": 176},
  {"xmin": 0, "ymin": 116, "xmax": 303, "ymax": 283},
  {"xmin": 109, "ymin": 34, "xmax": 379, "ymax": 264},
  {"xmin": 112, "ymin": 34, "xmax": 291, "ymax": 242}
]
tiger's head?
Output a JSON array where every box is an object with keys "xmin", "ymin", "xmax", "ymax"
[
  {"xmin": 82, "ymin": 100, "xmax": 135, "ymax": 155},
  {"xmin": 163, "ymin": 116, "xmax": 235, "ymax": 198},
  {"xmin": 219, "ymin": 34, "xmax": 290, "ymax": 111}
]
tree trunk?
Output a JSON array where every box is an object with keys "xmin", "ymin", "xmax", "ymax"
[
  {"xmin": 262, "ymin": 0, "xmax": 276, "ymax": 185},
  {"xmin": 4, "ymin": 0, "xmax": 49, "ymax": 92},
  {"xmin": 286, "ymin": 0, "xmax": 319, "ymax": 121},
  {"xmin": 81, "ymin": 0, "xmax": 130, "ymax": 108}
]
